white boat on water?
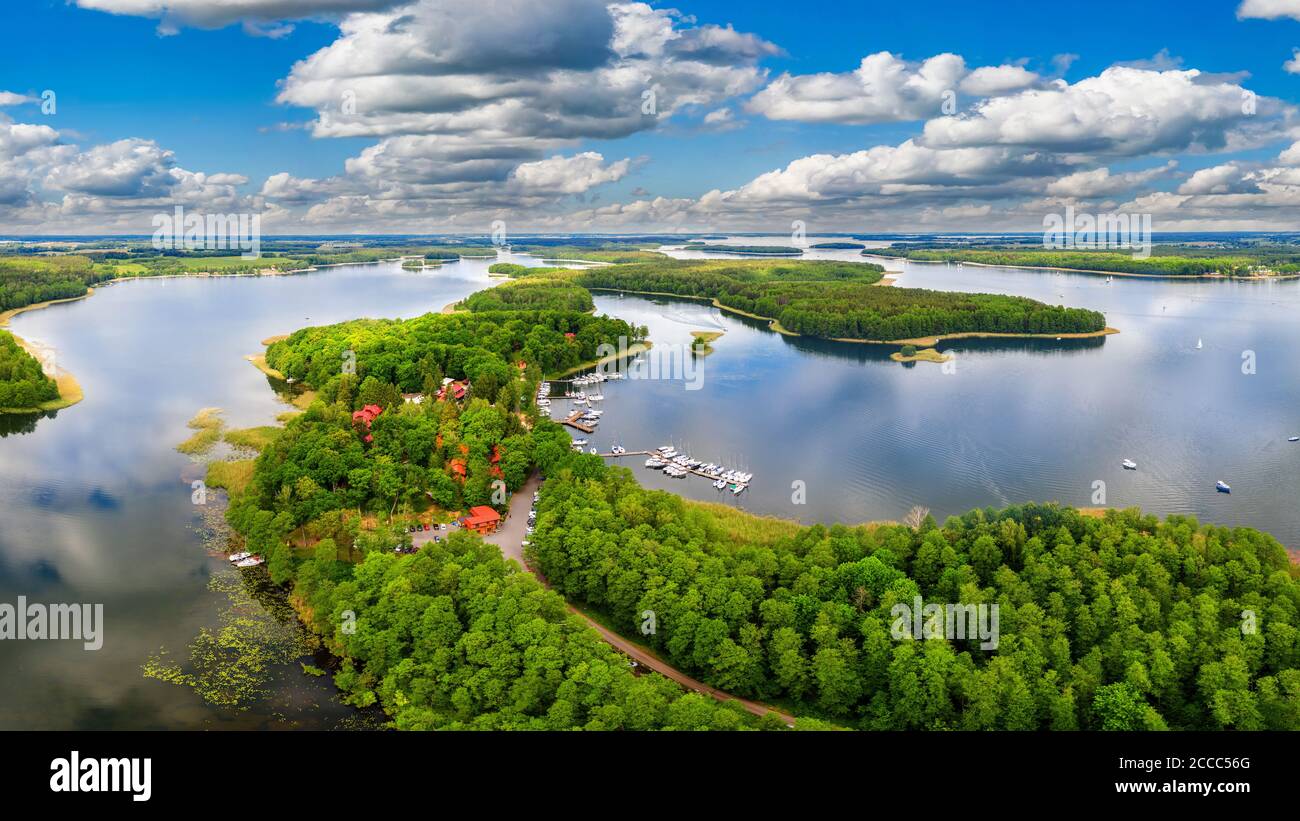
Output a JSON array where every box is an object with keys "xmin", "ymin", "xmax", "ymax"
[
  {"xmin": 731, "ymin": 484, "xmax": 745, "ymax": 495},
  {"xmin": 1196, "ymin": 338, "xmax": 1203, "ymax": 349},
  {"xmin": 646, "ymin": 459, "xmax": 665, "ymax": 469},
  {"xmin": 235, "ymin": 555, "xmax": 265, "ymax": 567},
  {"xmin": 1122, "ymin": 459, "xmax": 1137, "ymax": 470},
  {"xmin": 1216, "ymin": 480, "xmax": 1231, "ymax": 493},
  {"xmin": 1289, "ymin": 436, "xmax": 1299, "ymax": 442},
  {"xmin": 229, "ymin": 552, "xmax": 253, "ymax": 562}
]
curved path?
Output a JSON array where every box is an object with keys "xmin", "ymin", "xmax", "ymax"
[{"xmin": 485, "ymin": 473, "xmax": 795, "ymax": 726}]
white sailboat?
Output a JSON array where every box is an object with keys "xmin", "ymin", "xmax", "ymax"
[{"xmin": 1196, "ymin": 338, "xmax": 1203, "ymax": 349}]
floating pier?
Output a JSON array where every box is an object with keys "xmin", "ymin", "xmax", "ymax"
[
  {"xmin": 561, "ymin": 411, "xmax": 595, "ymax": 434},
  {"xmin": 600, "ymin": 448, "xmax": 750, "ymax": 491}
]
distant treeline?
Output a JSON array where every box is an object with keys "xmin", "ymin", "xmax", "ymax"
[
  {"xmin": 886, "ymin": 248, "xmax": 1299, "ymax": 277},
  {"xmin": 686, "ymin": 244, "xmax": 803, "ymax": 256},
  {"xmin": 0, "ymin": 256, "xmax": 107, "ymax": 313}
]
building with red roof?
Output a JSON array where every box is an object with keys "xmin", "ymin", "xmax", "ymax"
[
  {"xmin": 463, "ymin": 505, "xmax": 501, "ymax": 535},
  {"xmin": 436, "ymin": 380, "xmax": 469, "ymax": 401}
]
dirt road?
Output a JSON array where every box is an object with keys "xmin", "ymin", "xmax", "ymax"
[{"xmin": 484, "ymin": 474, "xmax": 795, "ymax": 726}]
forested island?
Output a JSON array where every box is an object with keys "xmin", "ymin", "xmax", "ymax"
[
  {"xmin": 547, "ymin": 258, "xmax": 1107, "ymax": 342},
  {"xmin": 685, "ymin": 244, "xmax": 804, "ymax": 256},
  {"xmin": 879, "ymin": 247, "xmax": 1300, "ymax": 278}
]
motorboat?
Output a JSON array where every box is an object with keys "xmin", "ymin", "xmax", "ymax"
[
  {"xmin": 1121, "ymin": 459, "xmax": 1137, "ymax": 470},
  {"xmin": 235, "ymin": 555, "xmax": 265, "ymax": 567},
  {"xmin": 228, "ymin": 552, "xmax": 253, "ymax": 562},
  {"xmin": 1216, "ymin": 480, "xmax": 1231, "ymax": 493}
]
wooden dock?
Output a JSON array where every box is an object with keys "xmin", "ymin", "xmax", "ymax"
[{"xmin": 561, "ymin": 411, "xmax": 595, "ymax": 434}]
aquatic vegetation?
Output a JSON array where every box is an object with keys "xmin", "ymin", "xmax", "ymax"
[{"xmin": 176, "ymin": 407, "xmax": 225, "ymax": 455}]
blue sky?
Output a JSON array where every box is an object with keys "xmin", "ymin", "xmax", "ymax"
[{"xmin": 6, "ymin": 0, "xmax": 1300, "ymax": 233}]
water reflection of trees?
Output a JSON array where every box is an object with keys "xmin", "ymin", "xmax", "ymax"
[
  {"xmin": 781, "ymin": 326, "xmax": 1108, "ymax": 364},
  {"xmin": 0, "ymin": 410, "xmax": 49, "ymax": 438}
]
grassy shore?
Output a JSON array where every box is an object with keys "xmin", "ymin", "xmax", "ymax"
[
  {"xmin": 205, "ymin": 459, "xmax": 256, "ymax": 497},
  {"xmin": 0, "ymin": 296, "xmax": 89, "ymax": 414},
  {"xmin": 873, "ymin": 326, "xmax": 1121, "ymax": 347},
  {"xmin": 890, "ymin": 347, "xmax": 950, "ymax": 364},
  {"xmin": 690, "ymin": 330, "xmax": 724, "ymax": 355},
  {"xmin": 245, "ymin": 353, "xmax": 286, "ymax": 380},
  {"xmin": 177, "ymin": 407, "xmax": 225, "ymax": 455},
  {"xmin": 223, "ymin": 426, "xmax": 279, "ymax": 452}
]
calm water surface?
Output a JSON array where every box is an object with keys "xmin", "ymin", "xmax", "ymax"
[{"xmin": 2, "ymin": 245, "xmax": 1298, "ymax": 728}]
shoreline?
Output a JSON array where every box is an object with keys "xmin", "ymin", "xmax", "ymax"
[
  {"xmin": 844, "ymin": 326, "xmax": 1120, "ymax": 347},
  {"xmin": 549, "ymin": 340, "xmax": 654, "ymax": 379},
  {"xmin": 890, "ymin": 347, "xmax": 950, "ymax": 364},
  {"xmin": 0, "ymin": 291, "xmax": 92, "ymax": 414},
  {"xmin": 864, "ymin": 253, "xmax": 1300, "ymax": 281},
  {"xmin": 587, "ymin": 286, "xmax": 1116, "ymax": 347}
]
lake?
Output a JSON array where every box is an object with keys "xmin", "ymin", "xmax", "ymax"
[{"xmin": 2, "ymin": 244, "xmax": 1297, "ymax": 728}]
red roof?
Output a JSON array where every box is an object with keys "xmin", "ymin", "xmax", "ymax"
[
  {"xmin": 464, "ymin": 505, "xmax": 501, "ymax": 527},
  {"xmin": 352, "ymin": 404, "xmax": 383, "ymax": 437},
  {"xmin": 449, "ymin": 458, "xmax": 467, "ymax": 478},
  {"xmin": 436, "ymin": 381, "xmax": 468, "ymax": 401},
  {"xmin": 564, "ymin": 332, "xmax": 576, "ymax": 340}
]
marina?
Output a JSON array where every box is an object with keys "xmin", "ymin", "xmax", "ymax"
[
  {"xmin": 542, "ymin": 367, "xmax": 754, "ymax": 495},
  {"xmin": 598, "ymin": 447, "xmax": 752, "ymax": 493}
]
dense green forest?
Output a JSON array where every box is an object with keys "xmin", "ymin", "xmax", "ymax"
[
  {"xmin": 686, "ymin": 245, "xmax": 804, "ymax": 255},
  {"xmin": 886, "ymin": 248, "xmax": 1298, "ymax": 277},
  {"xmin": 265, "ymin": 309, "xmax": 642, "ymax": 393},
  {"xmin": 226, "ymin": 300, "xmax": 769, "ymax": 729},
  {"xmin": 461, "ymin": 277, "xmax": 593, "ymax": 313},
  {"xmin": 528, "ymin": 462, "xmax": 1300, "ymax": 730},
  {"xmin": 0, "ymin": 255, "xmax": 109, "ymax": 313},
  {"xmin": 290, "ymin": 529, "xmax": 774, "ymax": 729},
  {"xmin": 567, "ymin": 258, "xmax": 1106, "ymax": 340},
  {"xmin": 511, "ymin": 246, "xmax": 666, "ymax": 263},
  {"xmin": 0, "ymin": 331, "xmax": 59, "ymax": 410}
]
